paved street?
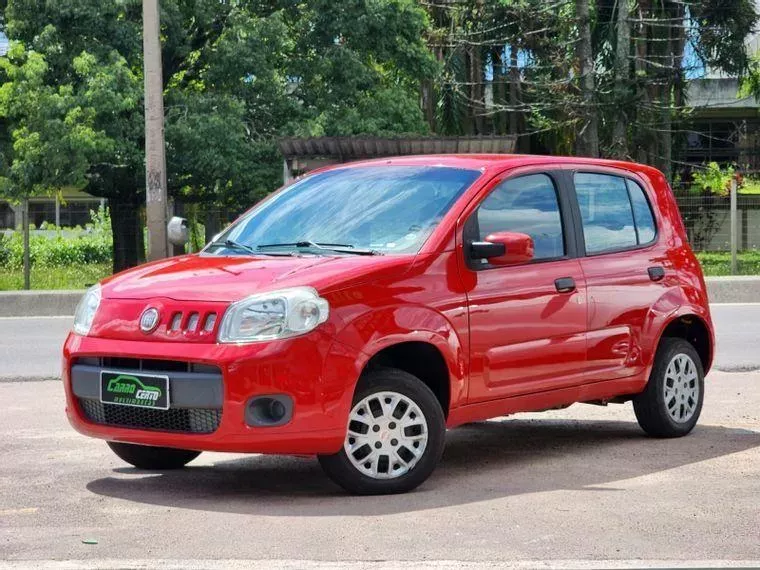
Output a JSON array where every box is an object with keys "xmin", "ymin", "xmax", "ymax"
[
  {"xmin": 1, "ymin": 305, "xmax": 760, "ymax": 567},
  {"xmin": 0, "ymin": 316, "xmax": 69, "ymax": 381}
]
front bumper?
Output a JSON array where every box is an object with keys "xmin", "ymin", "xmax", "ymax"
[{"xmin": 63, "ymin": 330, "xmax": 363, "ymax": 455}]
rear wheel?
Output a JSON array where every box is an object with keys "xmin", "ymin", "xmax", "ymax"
[
  {"xmin": 107, "ymin": 442, "xmax": 201, "ymax": 470},
  {"xmin": 633, "ymin": 337, "xmax": 704, "ymax": 438},
  {"xmin": 318, "ymin": 367, "xmax": 446, "ymax": 495}
]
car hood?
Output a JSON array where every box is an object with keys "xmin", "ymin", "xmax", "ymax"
[{"xmin": 100, "ymin": 253, "xmax": 415, "ymax": 302}]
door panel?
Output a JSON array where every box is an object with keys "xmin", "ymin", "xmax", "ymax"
[
  {"xmin": 467, "ymin": 260, "xmax": 587, "ymax": 401},
  {"xmin": 581, "ymin": 253, "xmax": 667, "ymax": 379},
  {"xmin": 572, "ymin": 172, "xmax": 668, "ymax": 380},
  {"xmin": 462, "ymin": 171, "xmax": 588, "ymax": 403}
]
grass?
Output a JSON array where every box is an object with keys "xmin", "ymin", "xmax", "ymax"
[
  {"xmin": 0, "ymin": 264, "xmax": 111, "ymax": 291},
  {"xmin": 695, "ymin": 251, "xmax": 760, "ymax": 276}
]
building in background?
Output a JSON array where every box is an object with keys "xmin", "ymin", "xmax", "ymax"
[
  {"xmin": 0, "ymin": 190, "xmax": 105, "ymax": 230},
  {"xmin": 685, "ymin": 80, "xmax": 760, "ymax": 170},
  {"xmin": 684, "ymin": 0, "xmax": 760, "ymax": 171}
]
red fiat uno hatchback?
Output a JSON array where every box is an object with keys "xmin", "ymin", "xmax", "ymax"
[{"xmin": 63, "ymin": 155, "xmax": 714, "ymax": 494}]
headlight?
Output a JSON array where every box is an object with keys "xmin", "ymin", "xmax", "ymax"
[
  {"xmin": 218, "ymin": 287, "xmax": 329, "ymax": 344},
  {"xmin": 73, "ymin": 284, "xmax": 101, "ymax": 336}
]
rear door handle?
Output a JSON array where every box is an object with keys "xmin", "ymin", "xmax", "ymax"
[
  {"xmin": 648, "ymin": 266, "xmax": 665, "ymax": 282},
  {"xmin": 555, "ymin": 277, "xmax": 576, "ymax": 293}
]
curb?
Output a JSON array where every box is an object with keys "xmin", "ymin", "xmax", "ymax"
[
  {"xmin": 0, "ymin": 290, "xmax": 83, "ymax": 317},
  {"xmin": 706, "ymin": 276, "xmax": 760, "ymax": 304},
  {"xmin": 0, "ymin": 276, "xmax": 758, "ymax": 317}
]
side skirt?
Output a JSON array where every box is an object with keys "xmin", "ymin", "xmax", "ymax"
[{"xmin": 446, "ymin": 375, "xmax": 648, "ymax": 429}]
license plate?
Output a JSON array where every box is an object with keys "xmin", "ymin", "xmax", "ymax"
[{"xmin": 100, "ymin": 370, "xmax": 170, "ymax": 410}]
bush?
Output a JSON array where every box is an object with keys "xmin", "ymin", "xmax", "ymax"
[
  {"xmin": 690, "ymin": 162, "xmax": 735, "ymax": 197},
  {"xmin": 0, "ymin": 206, "xmax": 113, "ymax": 269}
]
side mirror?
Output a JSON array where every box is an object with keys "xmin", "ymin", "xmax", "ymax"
[
  {"xmin": 470, "ymin": 231, "xmax": 534, "ymax": 266},
  {"xmin": 167, "ymin": 216, "xmax": 189, "ymax": 246}
]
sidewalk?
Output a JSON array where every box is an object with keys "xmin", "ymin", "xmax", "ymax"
[{"xmin": 1, "ymin": 276, "xmax": 758, "ymax": 318}]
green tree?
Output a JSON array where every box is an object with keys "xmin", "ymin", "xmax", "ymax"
[
  {"xmin": 1, "ymin": 0, "xmax": 435, "ymax": 271},
  {"xmin": 0, "ymin": 45, "xmax": 111, "ymax": 201}
]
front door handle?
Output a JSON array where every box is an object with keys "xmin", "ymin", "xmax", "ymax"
[
  {"xmin": 555, "ymin": 277, "xmax": 576, "ymax": 293},
  {"xmin": 648, "ymin": 266, "xmax": 665, "ymax": 282}
]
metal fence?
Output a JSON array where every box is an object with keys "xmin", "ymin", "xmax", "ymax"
[
  {"xmin": 674, "ymin": 188, "xmax": 759, "ymax": 253},
  {"xmin": 3, "ymin": 184, "xmax": 756, "ymax": 290}
]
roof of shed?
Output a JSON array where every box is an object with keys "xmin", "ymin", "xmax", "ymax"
[{"xmin": 277, "ymin": 136, "xmax": 517, "ymax": 160}]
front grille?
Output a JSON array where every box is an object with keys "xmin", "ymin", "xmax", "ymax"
[
  {"xmin": 168, "ymin": 311, "xmax": 218, "ymax": 334},
  {"xmin": 78, "ymin": 399, "xmax": 222, "ymax": 434}
]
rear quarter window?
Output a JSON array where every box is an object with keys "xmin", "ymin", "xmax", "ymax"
[{"xmin": 626, "ymin": 179, "xmax": 657, "ymax": 244}]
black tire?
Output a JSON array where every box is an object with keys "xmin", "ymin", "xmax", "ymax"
[
  {"xmin": 107, "ymin": 441, "xmax": 201, "ymax": 470},
  {"xmin": 633, "ymin": 337, "xmax": 704, "ymax": 438},
  {"xmin": 318, "ymin": 367, "xmax": 446, "ymax": 495}
]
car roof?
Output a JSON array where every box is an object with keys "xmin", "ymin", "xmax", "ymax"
[{"xmin": 325, "ymin": 154, "xmax": 661, "ymax": 179}]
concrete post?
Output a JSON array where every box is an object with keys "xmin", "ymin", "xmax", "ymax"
[
  {"xmin": 143, "ymin": 0, "xmax": 169, "ymax": 261},
  {"xmin": 730, "ymin": 178, "xmax": 738, "ymax": 275},
  {"xmin": 22, "ymin": 198, "xmax": 30, "ymax": 290}
]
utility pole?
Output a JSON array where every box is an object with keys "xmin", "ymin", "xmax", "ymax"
[{"xmin": 143, "ymin": 0, "xmax": 169, "ymax": 261}]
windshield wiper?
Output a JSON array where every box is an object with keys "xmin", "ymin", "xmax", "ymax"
[
  {"xmin": 219, "ymin": 239, "xmax": 257, "ymax": 254},
  {"xmin": 211, "ymin": 239, "xmax": 294, "ymax": 257},
  {"xmin": 256, "ymin": 241, "xmax": 382, "ymax": 256}
]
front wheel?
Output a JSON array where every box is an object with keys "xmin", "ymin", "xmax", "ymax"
[
  {"xmin": 318, "ymin": 367, "xmax": 446, "ymax": 495},
  {"xmin": 633, "ymin": 338, "xmax": 705, "ymax": 438},
  {"xmin": 107, "ymin": 441, "xmax": 201, "ymax": 470}
]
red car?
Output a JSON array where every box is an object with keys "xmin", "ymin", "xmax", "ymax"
[{"xmin": 63, "ymin": 155, "xmax": 714, "ymax": 494}]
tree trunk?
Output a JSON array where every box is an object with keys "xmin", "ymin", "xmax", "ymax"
[
  {"xmin": 611, "ymin": 0, "xmax": 631, "ymax": 158},
  {"xmin": 669, "ymin": 0, "xmax": 686, "ymax": 182},
  {"xmin": 421, "ymin": 78, "xmax": 436, "ymax": 133},
  {"xmin": 463, "ymin": 48, "xmax": 475, "ymax": 135},
  {"xmin": 204, "ymin": 208, "xmax": 221, "ymax": 244},
  {"xmin": 470, "ymin": 46, "xmax": 485, "ymax": 134},
  {"xmin": 659, "ymin": 5, "xmax": 674, "ymax": 183},
  {"xmin": 110, "ymin": 195, "xmax": 144, "ymax": 273},
  {"xmin": 508, "ymin": 43, "xmax": 524, "ymax": 151},
  {"xmin": 492, "ymin": 47, "xmax": 507, "ymax": 134},
  {"xmin": 634, "ymin": 0, "xmax": 649, "ymax": 163},
  {"xmin": 575, "ymin": 0, "xmax": 599, "ymax": 157}
]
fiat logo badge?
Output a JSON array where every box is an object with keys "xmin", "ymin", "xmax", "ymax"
[{"xmin": 139, "ymin": 307, "xmax": 160, "ymax": 333}]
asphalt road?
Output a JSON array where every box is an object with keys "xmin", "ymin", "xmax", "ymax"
[
  {"xmin": 1, "ymin": 304, "xmax": 760, "ymax": 567},
  {"xmin": 1, "ymin": 372, "xmax": 758, "ymax": 567},
  {"xmin": 1, "ymin": 303, "xmax": 759, "ymax": 381},
  {"xmin": 0, "ymin": 316, "xmax": 68, "ymax": 381}
]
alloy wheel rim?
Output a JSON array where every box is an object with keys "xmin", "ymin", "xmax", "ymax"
[
  {"xmin": 344, "ymin": 391, "xmax": 429, "ymax": 479},
  {"xmin": 663, "ymin": 353, "xmax": 700, "ymax": 423}
]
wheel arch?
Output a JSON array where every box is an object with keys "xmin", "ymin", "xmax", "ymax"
[
  {"xmin": 361, "ymin": 340, "xmax": 452, "ymax": 418},
  {"xmin": 329, "ymin": 301, "xmax": 468, "ymax": 419},
  {"xmin": 655, "ymin": 313, "xmax": 713, "ymax": 374}
]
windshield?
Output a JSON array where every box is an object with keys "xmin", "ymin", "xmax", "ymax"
[{"xmin": 209, "ymin": 165, "xmax": 481, "ymax": 255}]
